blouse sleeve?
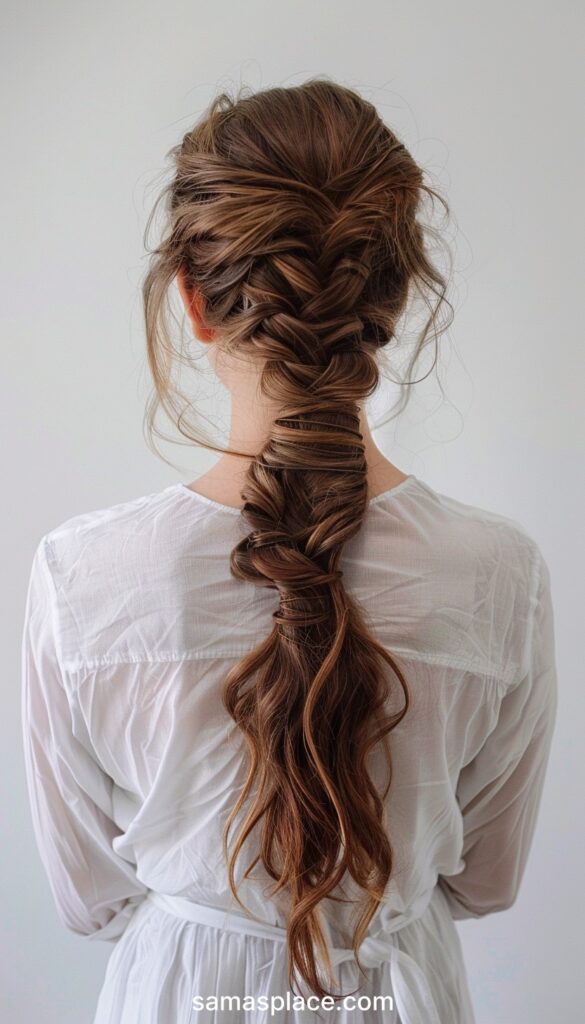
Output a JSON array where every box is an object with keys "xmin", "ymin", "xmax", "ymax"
[
  {"xmin": 21, "ymin": 535, "xmax": 149, "ymax": 942},
  {"xmin": 438, "ymin": 545, "xmax": 558, "ymax": 919}
]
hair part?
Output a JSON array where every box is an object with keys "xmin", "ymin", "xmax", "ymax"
[{"xmin": 141, "ymin": 77, "xmax": 453, "ymax": 1000}]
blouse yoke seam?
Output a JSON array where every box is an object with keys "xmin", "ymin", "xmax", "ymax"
[{"xmin": 60, "ymin": 648, "xmax": 512, "ymax": 698}]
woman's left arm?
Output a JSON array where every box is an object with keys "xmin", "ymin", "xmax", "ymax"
[{"xmin": 21, "ymin": 535, "xmax": 149, "ymax": 942}]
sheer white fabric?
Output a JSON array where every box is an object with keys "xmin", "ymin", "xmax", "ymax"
[{"xmin": 21, "ymin": 475, "xmax": 558, "ymax": 1023}]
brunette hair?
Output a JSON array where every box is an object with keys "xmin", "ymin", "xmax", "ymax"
[{"xmin": 141, "ymin": 77, "xmax": 453, "ymax": 1001}]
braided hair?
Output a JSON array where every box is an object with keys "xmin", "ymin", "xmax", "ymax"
[{"xmin": 141, "ymin": 77, "xmax": 453, "ymax": 1001}]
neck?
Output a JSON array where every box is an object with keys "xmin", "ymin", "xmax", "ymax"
[{"xmin": 191, "ymin": 400, "xmax": 406, "ymax": 501}]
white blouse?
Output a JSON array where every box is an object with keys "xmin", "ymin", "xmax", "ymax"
[{"xmin": 21, "ymin": 475, "xmax": 558, "ymax": 1023}]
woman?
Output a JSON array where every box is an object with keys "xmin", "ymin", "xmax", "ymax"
[{"xmin": 21, "ymin": 79, "xmax": 558, "ymax": 1023}]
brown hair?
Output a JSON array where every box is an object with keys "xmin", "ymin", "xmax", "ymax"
[{"xmin": 141, "ymin": 78, "xmax": 453, "ymax": 1001}]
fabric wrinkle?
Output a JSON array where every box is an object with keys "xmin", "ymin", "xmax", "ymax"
[{"xmin": 20, "ymin": 476, "xmax": 558, "ymax": 1023}]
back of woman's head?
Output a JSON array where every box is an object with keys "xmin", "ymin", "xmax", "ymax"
[{"xmin": 142, "ymin": 77, "xmax": 452, "ymax": 1001}]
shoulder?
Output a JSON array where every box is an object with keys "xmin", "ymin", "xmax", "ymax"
[
  {"xmin": 29, "ymin": 483, "xmax": 234, "ymax": 673},
  {"xmin": 23, "ymin": 501, "xmax": 149, "ymax": 681},
  {"xmin": 41, "ymin": 484, "xmax": 212, "ymax": 586},
  {"xmin": 401, "ymin": 479, "xmax": 545, "ymax": 685},
  {"xmin": 413, "ymin": 477, "xmax": 542, "ymax": 576},
  {"xmin": 29, "ymin": 487, "xmax": 179, "ymax": 666},
  {"xmin": 43, "ymin": 486, "xmax": 170, "ymax": 559},
  {"xmin": 428, "ymin": 479, "xmax": 546, "ymax": 627}
]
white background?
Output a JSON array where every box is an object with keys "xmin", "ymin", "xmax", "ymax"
[{"xmin": 2, "ymin": 2, "xmax": 582, "ymax": 1021}]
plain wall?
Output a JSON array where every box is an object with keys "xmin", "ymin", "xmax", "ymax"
[{"xmin": 2, "ymin": 2, "xmax": 583, "ymax": 1021}]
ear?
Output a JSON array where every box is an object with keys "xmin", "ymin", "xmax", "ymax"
[{"xmin": 176, "ymin": 266, "xmax": 215, "ymax": 343}]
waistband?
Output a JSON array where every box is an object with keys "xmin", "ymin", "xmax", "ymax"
[{"xmin": 144, "ymin": 889, "xmax": 442, "ymax": 1024}]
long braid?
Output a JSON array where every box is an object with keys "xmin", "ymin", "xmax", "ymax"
[
  {"xmin": 141, "ymin": 78, "xmax": 453, "ymax": 1001},
  {"xmin": 221, "ymin": 241, "xmax": 410, "ymax": 998}
]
